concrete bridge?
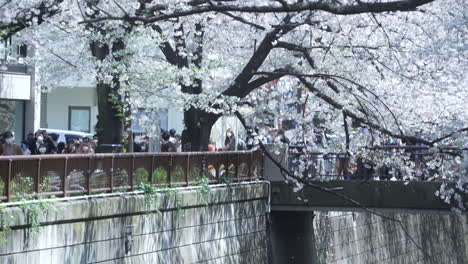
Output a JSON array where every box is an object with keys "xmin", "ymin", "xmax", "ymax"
[
  {"xmin": 263, "ymin": 150, "xmax": 468, "ymax": 264},
  {"xmin": 0, "ymin": 150, "xmax": 467, "ymax": 263}
]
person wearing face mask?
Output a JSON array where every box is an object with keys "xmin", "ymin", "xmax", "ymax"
[
  {"xmin": 32, "ymin": 131, "xmax": 57, "ymax": 154},
  {"xmin": 92, "ymin": 135, "xmax": 99, "ymax": 149},
  {"xmin": 36, "ymin": 137, "xmax": 48, "ymax": 155},
  {"xmin": 1, "ymin": 131, "xmax": 23, "ymax": 155},
  {"xmin": 77, "ymin": 137, "xmax": 94, "ymax": 154},
  {"xmin": 62, "ymin": 139, "xmax": 77, "ymax": 154},
  {"xmin": 33, "ymin": 133, "xmax": 49, "ymax": 154},
  {"xmin": 224, "ymin": 129, "xmax": 236, "ymax": 151}
]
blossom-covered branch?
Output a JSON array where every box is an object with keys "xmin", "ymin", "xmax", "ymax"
[{"xmin": 79, "ymin": 0, "xmax": 434, "ymax": 24}]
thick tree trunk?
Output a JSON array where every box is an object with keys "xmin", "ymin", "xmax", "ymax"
[
  {"xmin": 90, "ymin": 40, "xmax": 125, "ymax": 145},
  {"xmin": 181, "ymin": 107, "xmax": 219, "ymax": 151},
  {"xmin": 94, "ymin": 81, "xmax": 123, "ymax": 144}
]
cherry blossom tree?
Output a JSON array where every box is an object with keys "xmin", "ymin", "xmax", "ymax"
[{"xmin": 1, "ymin": 1, "xmax": 467, "ymax": 186}]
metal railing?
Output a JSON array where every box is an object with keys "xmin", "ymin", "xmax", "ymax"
[
  {"xmin": 0, "ymin": 150, "xmax": 264, "ymax": 202},
  {"xmin": 288, "ymin": 145, "xmax": 468, "ymax": 181}
]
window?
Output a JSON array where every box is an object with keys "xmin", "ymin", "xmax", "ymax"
[{"xmin": 69, "ymin": 106, "xmax": 91, "ymax": 133}]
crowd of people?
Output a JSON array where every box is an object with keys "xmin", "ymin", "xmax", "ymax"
[
  {"xmin": 158, "ymin": 127, "xmax": 289, "ymax": 153},
  {"xmin": 0, "ymin": 130, "xmax": 98, "ymax": 156},
  {"xmin": 206, "ymin": 127, "xmax": 289, "ymax": 152},
  {"xmin": 0, "ymin": 128, "xmax": 182, "ymax": 156},
  {"xmin": 160, "ymin": 129, "xmax": 181, "ymax": 152},
  {"xmin": 0, "ymin": 126, "xmax": 288, "ymax": 156}
]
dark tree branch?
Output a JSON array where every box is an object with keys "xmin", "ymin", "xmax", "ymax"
[
  {"xmin": 430, "ymin": 127, "xmax": 468, "ymax": 145},
  {"xmin": 275, "ymin": 41, "xmax": 316, "ymax": 68},
  {"xmin": 222, "ymin": 14, "xmax": 297, "ymax": 98},
  {"xmin": 151, "ymin": 25, "xmax": 186, "ymax": 67},
  {"xmin": 252, "ymin": 70, "xmax": 432, "ymax": 145},
  {"xmin": 0, "ymin": 0, "xmax": 63, "ymax": 40},
  {"xmin": 297, "ymin": 75, "xmax": 433, "ymax": 145},
  {"xmin": 80, "ymin": 0, "xmax": 434, "ymax": 24},
  {"xmin": 218, "ymin": 11, "xmax": 266, "ymax": 30},
  {"xmin": 343, "ymin": 111, "xmax": 350, "ymax": 152}
]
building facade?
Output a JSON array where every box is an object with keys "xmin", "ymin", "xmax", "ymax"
[{"xmin": 0, "ymin": 42, "xmax": 39, "ymax": 141}]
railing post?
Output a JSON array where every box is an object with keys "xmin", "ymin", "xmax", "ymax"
[
  {"xmin": 62, "ymin": 158, "xmax": 68, "ymax": 197},
  {"xmin": 260, "ymin": 150, "xmax": 265, "ymax": 179},
  {"xmin": 226, "ymin": 154, "xmax": 230, "ymax": 182},
  {"xmin": 202, "ymin": 154, "xmax": 206, "ymax": 179},
  {"xmin": 110, "ymin": 157, "xmax": 114, "ymax": 193},
  {"xmin": 86, "ymin": 156, "xmax": 92, "ymax": 195},
  {"xmin": 186, "ymin": 154, "xmax": 190, "ymax": 187},
  {"xmin": 215, "ymin": 155, "xmax": 220, "ymax": 183},
  {"xmin": 249, "ymin": 151, "xmax": 253, "ymax": 181},
  {"xmin": 6, "ymin": 159, "xmax": 12, "ymax": 202},
  {"xmin": 35, "ymin": 159, "xmax": 41, "ymax": 194},
  {"xmin": 168, "ymin": 155, "xmax": 173, "ymax": 187},
  {"xmin": 130, "ymin": 155, "xmax": 135, "ymax": 191},
  {"xmin": 149, "ymin": 155, "xmax": 154, "ymax": 185},
  {"xmin": 236, "ymin": 153, "xmax": 240, "ymax": 182}
]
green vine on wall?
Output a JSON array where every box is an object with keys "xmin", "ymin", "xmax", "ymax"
[
  {"xmin": 0, "ymin": 206, "xmax": 13, "ymax": 244},
  {"xmin": 19, "ymin": 198, "xmax": 58, "ymax": 235},
  {"xmin": 136, "ymin": 182, "xmax": 161, "ymax": 215},
  {"xmin": 193, "ymin": 176, "xmax": 212, "ymax": 206},
  {"xmin": 0, "ymin": 198, "xmax": 58, "ymax": 244}
]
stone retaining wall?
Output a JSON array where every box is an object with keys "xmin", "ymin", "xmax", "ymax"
[{"xmin": 0, "ymin": 182, "xmax": 269, "ymax": 264}]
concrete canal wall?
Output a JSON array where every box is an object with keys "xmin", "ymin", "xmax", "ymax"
[
  {"xmin": 0, "ymin": 182, "xmax": 269, "ymax": 264},
  {"xmin": 312, "ymin": 211, "xmax": 468, "ymax": 264}
]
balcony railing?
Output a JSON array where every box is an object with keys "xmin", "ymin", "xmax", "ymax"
[
  {"xmin": 0, "ymin": 150, "xmax": 264, "ymax": 202},
  {"xmin": 288, "ymin": 145, "xmax": 467, "ymax": 181}
]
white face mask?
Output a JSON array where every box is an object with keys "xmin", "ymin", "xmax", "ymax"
[
  {"xmin": 227, "ymin": 132, "xmax": 232, "ymax": 137},
  {"xmin": 37, "ymin": 136, "xmax": 44, "ymax": 143},
  {"xmin": 5, "ymin": 138, "xmax": 14, "ymax": 144},
  {"xmin": 82, "ymin": 146, "xmax": 89, "ymax": 152},
  {"xmin": 39, "ymin": 147, "xmax": 47, "ymax": 153}
]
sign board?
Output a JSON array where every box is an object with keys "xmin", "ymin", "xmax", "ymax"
[{"xmin": 0, "ymin": 72, "xmax": 31, "ymax": 100}]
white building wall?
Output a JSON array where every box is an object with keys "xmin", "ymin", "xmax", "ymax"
[
  {"xmin": 168, "ymin": 108, "xmax": 184, "ymax": 135},
  {"xmin": 46, "ymin": 86, "xmax": 98, "ymax": 132},
  {"xmin": 46, "ymin": 86, "xmax": 185, "ymax": 135}
]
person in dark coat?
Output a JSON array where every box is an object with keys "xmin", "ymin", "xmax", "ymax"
[
  {"xmin": 224, "ymin": 129, "xmax": 236, "ymax": 151},
  {"xmin": 1, "ymin": 131, "xmax": 23, "ymax": 155},
  {"xmin": 32, "ymin": 130, "xmax": 57, "ymax": 154},
  {"xmin": 161, "ymin": 132, "xmax": 177, "ymax": 152}
]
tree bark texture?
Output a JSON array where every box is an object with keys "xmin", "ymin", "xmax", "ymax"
[
  {"xmin": 181, "ymin": 107, "xmax": 219, "ymax": 151},
  {"xmin": 90, "ymin": 40, "xmax": 125, "ymax": 145}
]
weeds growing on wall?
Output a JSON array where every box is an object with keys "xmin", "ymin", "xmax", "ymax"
[
  {"xmin": 136, "ymin": 182, "xmax": 161, "ymax": 214},
  {"xmin": 193, "ymin": 176, "xmax": 212, "ymax": 206},
  {"xmin": 0, "ymin": 197, "xmax": 59, "ymax": 243},
  {"xmin": 136, "ymin": 183, "xmax": 186, "ymax": 215},
  {"xmin": 0, "ymin": 206, "xmax": 13, "ymax": 244},
  {"xmin": 18, "ymin": 198, "xmax": 58, "ymax": 235}
]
